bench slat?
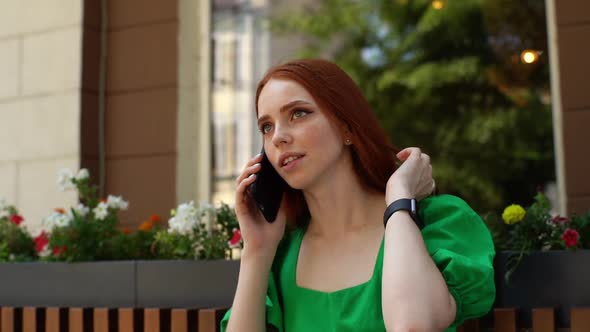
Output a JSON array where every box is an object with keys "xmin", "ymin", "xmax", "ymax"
[
  {"xmin": 69, "ymin": 308, "xmax": 83, "ymax": 332},
  {"xmin": 145, "ymin": 308, "xmax": 160, "ymax": 332},
  {"xmin": 46, "ymin": 307, "xmax": 60, "ymax": 332},
  {"xmin": 94, "ymin": 308, "xmax": 109, "ymax": 332},
  {"xmin": 119, "ymin": 308, "xmax": 134, "ymax": 332},
  {"xmin": 494, "ymin": 308, "xmax": 517, "ymax": 332},
  {"xmin": 571, "ymin": 308, "xmax": 590, "ymax": 332},
  {"xmin": 171, "ymin": 309, "xmax": 188, "ymax": 332},
  {"xmin": 199, "ymin": 308, "xmax": 228, "ymax": 332},
  {"xmin": 532, "ymin": 308, "xmax": 555, "ymax": 332},
  {"xmin": 1, "ymin": 307, "xmax": 15, "ymax": 332}
]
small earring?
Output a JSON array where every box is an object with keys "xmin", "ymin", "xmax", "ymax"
[{"xmin": 345, "ymin": 139, "xmax": 352, "ymax": 145}]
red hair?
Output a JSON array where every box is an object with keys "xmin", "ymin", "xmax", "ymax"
[{"xmin": 255, "ymin": 59, "xmax": 399, "ymax": 228}]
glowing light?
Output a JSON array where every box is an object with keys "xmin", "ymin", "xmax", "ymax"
[
  {"xmin": 521, "ymin": 50, "xmax": 539, "ymax": 64},
  {"xmin": 432, "ymin": 0, "xmax": 444, "ymax": 9}
]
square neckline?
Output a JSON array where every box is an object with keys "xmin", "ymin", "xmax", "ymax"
[{"xmin": 292, "ymin": 227, "xmax": 385, "ymax": 295}]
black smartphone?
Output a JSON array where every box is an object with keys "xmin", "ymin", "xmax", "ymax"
[{"xmin": 248, "ymin": 148, "xmax": 288, "ymax": 223}]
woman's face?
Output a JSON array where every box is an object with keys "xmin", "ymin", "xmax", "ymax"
[{"xmin": 257, "ymin": 78, "xmax": 349, "ymax": 190}]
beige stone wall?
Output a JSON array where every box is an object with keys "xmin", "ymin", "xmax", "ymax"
[
  {"xmin": 0, "ymin": 0, "xmax": 82, "ymax": 233},
  {"xmin": 547, "ymin": 0, "xmax": 590, "ymax": 215}
]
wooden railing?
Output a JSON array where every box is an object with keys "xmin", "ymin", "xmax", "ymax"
[
  {"xmin": 2, "ymin": 306, "xmax": 590, "ymax": 331},
  {"xmin": 0, "ymin": 307, "xmax": 228, "ymax": 332}
]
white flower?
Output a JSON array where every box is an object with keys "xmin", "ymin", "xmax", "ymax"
[
  {"xmin": 106, "ymin": 195, "xmax": 129, "ymax": 210},
  {"xmin": 0, "ymin": 198, "xmax": 7, "ymax": 211},
  {"xmin": 199, "ymin": 200, "xmax": 214, "ymax": 211},
  {"xmin": 93, "ymin": 202, "xmax": 109, "ymax": 220},
  {"xmin": 74, "ymin": 203, "xmax": 90, "ymax": 216},
  {"xmin": 39, "ymin": 246, "xmax": 51, "ymax": 257},
  {"xmin": 43, "ymin": 212, "xmax": 72, "ymax": 232},
  {"xmin": 9, "ymin": 254, "xmax": 15, "ymax": 261},
  {"xmin": 168, "ymin": 201, "xmax": 199, "ymax": 236},
  {"xmin": 57, "ymin": 169, "xmax": 75, "ymax": 191},
  {"xmin": 67, "ymin": 203, "xmax": 89, "ymax": 219},
  {"xmin": 75, "ymin": 168, "xmax": 89, "ymax": 181}
]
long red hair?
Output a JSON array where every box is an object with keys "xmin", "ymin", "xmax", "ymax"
[{"xmin": 255, "ymin": 59, "xmax": 399, "ymax": 228}]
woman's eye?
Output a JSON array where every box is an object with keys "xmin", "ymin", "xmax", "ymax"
[
  {"xmin": 292, "ymin": 109, "xmax": 309, "ymax": 119},
  {"xmin": 261, "ymin": 123, "xmax": 272, "ymax": 134}
]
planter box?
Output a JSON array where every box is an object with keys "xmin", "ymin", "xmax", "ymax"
[
  {"xmin": 0, "ymin": 260, "xmax": 240, "ymax": 308},
  {"xmin": 136, "ymin": 260, "xmax": 240, "ymax": 308},
  {"xmin": 493, "ymin": 250, "xmax": 590, "ymax": 327}
]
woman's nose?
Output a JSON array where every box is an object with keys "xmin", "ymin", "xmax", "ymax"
[{"xmin": 271, "ymin": 125, "xmax": 292, "ymax": 147}]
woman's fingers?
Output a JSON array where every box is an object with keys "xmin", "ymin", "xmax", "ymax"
[
  {"xmin": 396, "ymin": 147, "xmax": 422, "ymax": 160},
  {"xmin": 236, "ymin": 173, "xmax": 257, "ymax": 203},
  {"xmin": 240, "ymin": 153, "xmax": 263, "ymax": 174},
  {"xmin": 421, "ymin": 152, "xmax": 430, "ymax": 165},
  {"xmin": 236, "ymin": 153, "xmax": 263, "ymax": 185}
]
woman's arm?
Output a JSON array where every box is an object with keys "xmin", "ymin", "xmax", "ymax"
[
  {"xmin": 381, "ymin": 147, "xmax": 455, "ymax": 331},
  {"xmin": 381, "ymin": 211, "xmax": 456, "ymax": 331},
  {"xmin": 225, "ymin": 248, "xmax": 275, "ymax": 332}
]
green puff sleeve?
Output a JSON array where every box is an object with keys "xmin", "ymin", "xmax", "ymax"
[
  {"xmin": 418, "ymin": 194, "xmax": 496, "ymax": 328},
  {"xmin": 219, "ymin": 271, "xmax": 284, "ymax": 332}
]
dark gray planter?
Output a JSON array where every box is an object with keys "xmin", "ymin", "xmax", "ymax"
[
  {"xmin": 0, "ymin": 261, "xmax": 136, "ymax": 307},
  {"xmin": 0, "ymin": 260, "xmax": 240, "ymax": 308},
  {"xmin": 492, "ymin": 250, "xmax": 590, "ymax": 328},
  {"xmin": 136, "ymin": 259, "xmax": 240, "ymax": 308}
]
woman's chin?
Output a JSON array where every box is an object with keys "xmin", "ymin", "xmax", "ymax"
[{"xmin": 284, "ymin": 177, "xmax": 309, "ymax": 191}]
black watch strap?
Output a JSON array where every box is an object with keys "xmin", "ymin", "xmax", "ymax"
[{"xmin": 383, "ymin": 198, "xmax": 424, "ymax": 229}]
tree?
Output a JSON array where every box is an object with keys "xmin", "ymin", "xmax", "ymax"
[{"xmin": 271, "ymin": 0, "xmax": 554, "ymax": 212}]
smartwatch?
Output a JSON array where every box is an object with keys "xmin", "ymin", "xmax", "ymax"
[{"xmin": 383, "ymin": 198, "xmax": 424, "ymax": 229}]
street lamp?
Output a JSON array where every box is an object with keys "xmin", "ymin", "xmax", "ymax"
[{"xmin": 521, "ymin": 50, "xmax": 540, "ymax": 64}]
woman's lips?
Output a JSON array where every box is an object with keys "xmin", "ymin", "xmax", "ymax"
[{"xmin": 281, "ymin": 156, "xmax": 304, "ymax": 171}]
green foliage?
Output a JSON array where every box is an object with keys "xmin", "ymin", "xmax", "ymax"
[
  {"xmin": 105, "ymin": 228, "xmax": 160, "ymax": 260},
  {"xmin": 0, "ymin": 208, "xmax": 36, "ymax": 262},
  {"xmin": 153, "ymin": 231, "xmax": 197, "ymax": 260},
  {"xmin": 272, "ymin": 0, "xmax": 554, "ymax": 212}
]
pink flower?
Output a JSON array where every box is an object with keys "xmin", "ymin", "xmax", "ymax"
[
  {"xmin": 9, "ymin": 214, "xmax": 24, "ymax": 226},
  {"xmin": 34, "ymin": 232, "xmax": 49, "ymax": 253},
  {"xmin": 551, "ymin": 215, "xmax": 570, "ymax": 224},
  {"xmin": 228, "ymin": 228, "xmax": 242, "ymax": 248},
  {"xmin": 562, "ymin": 228, "xmax": 580, "ymax": 248}
]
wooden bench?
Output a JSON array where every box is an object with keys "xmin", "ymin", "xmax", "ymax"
[
  {"xmin": 2, "ymin": 306, "xmax": 590, "ymax": 331},
  {"xmin": 0, "ymin": 307, "xmax": 229, "ymax": 332}
]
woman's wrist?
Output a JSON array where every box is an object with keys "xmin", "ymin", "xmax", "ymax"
[
  {"xmin": 241, "ymin": 246, "xmax": 276, "ymax": 268},
  {"xmin": 386, "ymin": 189, "xmax": 413, "ymax": 206}
]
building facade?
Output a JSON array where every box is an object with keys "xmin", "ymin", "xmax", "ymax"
[{"xmin": 0, "ymin": 0, "xmax": 587, "ymax": 233}]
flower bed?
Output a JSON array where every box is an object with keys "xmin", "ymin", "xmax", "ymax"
[
  {"xmin": 0, "ymin": 169, "xmax": 243, "ymax": 263},
  {"xmin": 484, "ymin": 192, "xmax": 590, "ymax": 281},
  {"xmin": 483, "ymin": 192, "xmax": 590, "ymax": 328}
]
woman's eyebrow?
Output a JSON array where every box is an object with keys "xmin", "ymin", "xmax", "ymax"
[{"xmin": 257, "ymin": 100, "xmax": 312, "ymax": 126}]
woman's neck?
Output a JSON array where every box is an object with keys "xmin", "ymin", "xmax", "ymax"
[{"xmin": 302, "ymin": 164, "xmax": 385, "ymax": 239}]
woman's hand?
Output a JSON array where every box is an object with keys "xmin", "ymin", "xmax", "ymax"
[
  {"xmin": 385, "ymin": 147, "xmax": 435, "ymax": 205},
  {"xmin": 235, "ymin": 153, "xmax": 287, "ymax": 259}
]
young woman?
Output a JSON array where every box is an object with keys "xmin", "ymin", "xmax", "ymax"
[{"xmin": 221, "ymin": 59, "xmax": 495, "ymax": 332}]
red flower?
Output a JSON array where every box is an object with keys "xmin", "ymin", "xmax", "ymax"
[
  {"xmin": 562, "ymin": 228, "xmax": 580, "ymax": 248},
  {"xmin": 552, "ymin": 215, "xmax": 570, "ymax": 224},
  {"xmin": 149, "ymin": 215, "xmax": 161, "ymax": 224},
  {"xmin": 54, "ymin": 208, "xmax": 66, "ymax": 214},
  {"xmin": 34, "ymin": 232, "xmax": 49, "ymax": 253},
  {"xmin": 9, "ymin": 214, "xmax": 24, "ymax": 226},
  {"xmin": 52, "ymin": 245, "xmax": 67, "ymax": 256},
  {"xmin": 228, "ymin": 228, "xmax": 242, "ymax": 248}
]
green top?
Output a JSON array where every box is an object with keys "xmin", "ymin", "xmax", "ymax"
[{"xmin": 220, "ymin": 195, "xmax": 496, "ymax": 332}]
